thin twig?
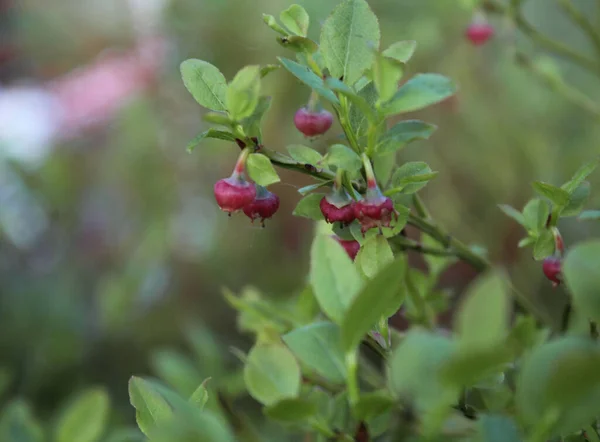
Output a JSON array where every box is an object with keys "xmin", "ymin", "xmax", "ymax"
[{"xmin": 557, "ymin": 0, "xmax": 600, "ymax": 56}]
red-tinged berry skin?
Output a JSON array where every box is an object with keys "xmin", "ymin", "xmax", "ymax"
[
  {"xmin": 294, "ymin": 107, "xmax": 333, "ymax": 137},
  {"xmin": 543, "ymin": 257, "xmax": 562, "ymax": 285},
  {"xmin": 354, "ymin": 196, "xmax": 397, "ymax": 234},
  {"xmin": 243, "ymin": 191, "xmax": 280, "ymax": 226},
  {"xmin": 333, "ymin": 236, "xmax": 361, "ymax": 261},
  {"xmin": 466, "ymin": 23, "xmax": 494, "ymax": 46},
  {"xmin": 320, "ymin": 197, "xmax": 355, "ymax": 225},
  {"xmin": 214, "ymin": 177, "xmax": 256, "ymax": 213}
]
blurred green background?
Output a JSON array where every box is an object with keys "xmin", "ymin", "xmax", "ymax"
[{"xmin": 1, "ymin": 0, "xmax": 599, "ymax": 438}]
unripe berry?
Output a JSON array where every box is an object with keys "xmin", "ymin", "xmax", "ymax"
[
  {"xmin": 543, "ymin": 256, "xmax": 562, "ymax": 286},
  {"xmin": 320, "ymin": 197, "xmax": 355, "ymax": 225},
  {"xmin": 294, "ymin": 107, "xmax": 333, "ymax": 137},
  {"xmin": 214, "ymin": 176, "xmax": 256, "ymax": 213},
  {"xmin": 332, "ymin": 236, "xmax": 361, "ymax": 260},
  {"xmin": 465, "ymin": 22, "xmax": 494, "ymax": 46},
  {"xmin": 243, "ymin": 187, "xmax": 280, "ymax": 226}
]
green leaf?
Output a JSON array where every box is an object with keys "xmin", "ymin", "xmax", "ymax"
[
  {"xmin": 151, "ymin": 350, "xmax": 202, "ymax": 396},
  {"xmin": 293, "ymin": 194, "xmax": 325, "ymax": 220},
  {"xmin": 561, "ymin": 157, "xmax": 599, "ymax": 194},
  {"xmin": 280, "ymin": 5, "xmax": 309, "ymax": 37},
  {"xmin": 440, "ymin": 345, "xmax": 513, "ymax": 388},
  {"xmin": 128, "ymin": 377, "xmax": 173, "ymax": 437},
  {"xmin": 104, "ymin": 428, "xmax": 145, "ymax": 442},
  {"xmin": 377, "ymin": 120, "xmax": 437, "ymax": 154},
  {"xmin": 278, "ymin": 57, "xmax": 339, "ymax": 104},
  {"xmin": 373, "ymin": 53, "xmax": 403, "ymax": 103},
  {"xmin": 180, "ymin": 59, "xmax": 228, "ymax": 111},
  {"xmin": 533, "ymin": 229, "xmax": 555, "ymax": 260},
  {"xmin": 353, "ymin": 391, "xmax": 395, "ymax": 421},
  {"xmin": 325, "ymin": 77, "xmax": 377, "ymax": 123},
  {"xmin": 260, "ymin": 64, "xmax": 280, "ymax": 78},
  {"xmin": 349, "ymin": 82, "xmax": 378, "ymax": 137},
  {"xmin": 326, "ymin": 144, "xmax": 362, "ymax": 173},
  {"xmin": 320, "ymin": 0, "xmax": 381, "ymax": 85},
  {"xmin": 226, "ymin": 65, "xmax": 261, "ymax": 121},
  {"xmin": 478, "ymin": 415, "xmax": 523, "ymax": 442},
  {"xmin": 150, "ymin": 410, "xmax": 235, "ymax": 442},
  {"xmin": 522, "ymin": 198, "xmax": 549, "ymax": 234},
  {"xmin": 56, "ymin": 388, "xmax": 109, "ymax": 442},
  {"xmin": 298, "ymin": 181, "xmax": 332, "ymax": 195},
  {"xmin": 283, "ymin": 322, "xmax": 346, "ymax": 385},
  {"xmin": 203, "ymin": 112, "xmax": 232, "ymax": 126},
  {"xmin": 518, "ymin": 237, "xmax": 535, "ymax": 248},
  {"xmin": 498, "ymin": 204, "xmax": 526, "ymax": 226},
  {"xmin": 309, "ymin": 235, "xmax": 363, "ymax": 323},
  {"xmin": 264, "ymin": 398, "xmax": 318, "ymax": 422},
  {"xmin": 278, "ymin": 36, "xmax": 318, "ymax": 53},
  {"xmin": 561, "ymin": 181, "xmax": 590, "ymax": 217},
  {"xmin": 186, "ymin": 129, "xmax": 236, "ymax": 152},
  {"xmin": 0, "ymin": 400, "xmax": 44, "ymax": 442},
  {"xmin": 532, "ymin": 181, "xmax": 570, "ymax": 207},
  {"xmin": 287, "ymin": 144, "xmax": 323, "ymax": 165},
  {"xmin": 392, "ymin": 161, "xmax": 437, "ymax": 194},
  {"xmin": 244, "ymin": 344, "xmax": 301, "ymax": 405},
  {"xmin": 341, "ymin": 255, "xmax": 406, "ymax": 352},
  {"xmin": 262, "ymin": 14, "xmax": 289, "ymax": 36},
  {"xmin": 189, "ymin": 379, "xmax": 210, "ymax": 411},
  {"xmin": 579, "ymin": 210, "xmax": 600, "ymax": 220},
  {"xmin": 247, "ymin": 153, "xmax": 280, "ymax": 186},
  {"xmin": 355, "ymin": 235, "xmax": 394, "ymax": 279},
  {"xmin": 373, "ymin": 153, "xmax": 395, "ymax": 187},
  {"xmin": 241, "ymin": 96, "xmax": 272, "ymax": 140},
  {"xmin": 455, "ymin": 271, "xmax": 510, "ymax": 350},
  {"xmin": 382, "ymin": 40, "xmax": 417, "ymax": 63},
  {"xmin": 563, "ymin": 240, "xmax": 600, "ymax": 323},
  {"xmin": 380, "ymin": 74, "xmax": 456, "ymax": 115}
]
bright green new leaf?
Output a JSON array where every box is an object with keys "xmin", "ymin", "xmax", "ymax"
[
  {"xmin": 320, "ymin": 0, "xmax": 381, "ymax": 85},
  {"xmin": 180, "ymin": 59, "xmax": 228, "ymax": 111},
  {"xmin": 532, "ymin": 181, "xmax": 570, "ymax": 207},
  {"xmin": 241, "ymin": 96, "xmax": 272, "ymax": 139},
  {"xmin": 353, "ymin": 391, "xmax": 395, "ymax": 421},
  {"xmin": 561, "ymin": 181, "xmax": 590, "ymax": 217},
  {"xmin": 349, "ymin": 82, "xmax": 378, "ymax": 137},
  {"xmin": 262, "ymin": 14, "xmax": 288, "ymax": 36},
  {"xmin": 244, "ymin": 344, "xmax": 301, "ymax": 405},
  {"xmin": 355, "ymin": 235, "xmax": 394, "ymax": 279},
  {"xmin": 341, "ymin": 255, "xmax": 406, "ymax": 352},
  {"xmin": 377, "ymin": 120, "xmax": 437, "ymax": 154},
  {"xmin": 280, "ymin": 5, "xmax": 309, "ymax": 37},
  {"xmin": 380, "ymin": 73, "xmax": 456, "ymax": 115},
  {"xmin": 128, "ymin": 377, "xmax": 173, "ymax": 437},
  {"xmin": 186, "ymin": 129, "xmax": 236, "ymax": 152},
  {"xmin": 0, "ymin": 400, "xmax": 44, "ymax": 442},
  {"xmin": 278, "ymin": 36, "xmax": 318, "ymax": 53},
  {"xmin": 533, "ymin": 229, "xmax": 555, "ymax": 260},
  {"xmin": 373, "ymin": 152, "xmax": 395, "ymax": 187},
  {"xmin": 189, "ymin": 379, "xmax": 210, "ymax": 411},
  {"xmin": 563, "ymin": 240, "xmax": 600, "ymax": 323},
  {"xmin": 392, "ymin": 162, "xmax": 437, "ymax": 194},
  {"xmin": 247, "ymin": 153, "xmax": 280, "ymax": 186},
  {"xmin": 326, "ymin": 144, "xmax": 362, "ymax": 173},
  {"xmin": 373, "ymin": 53, "xmax": 403, "ymax": 103},
  {"xmin": 151, "ymin": 350, "xmax": 202, "ymax": 396},
  {"xmin": 498, "ymin": 204, "xmax": 526, "ymax": 227},
  {"xmin": 287, "ymin": 144, "xmax": 323, "ymax": 165},
  {"xmin": 309, "ymin": 235, "xmax": 362, "ymax": 323},
  {"xmin": 579, "ymin": 210, "xmax": 600, "ymax": 220},
  {"xmin": 264, "ymin": 398, "xmax": 318, "ymax": 422},
  {"xmin": 56, "ymin": 388, "xmax": 109, "ymax": 442},
  {"xmin": 278, "ymin": 57, "xmax": 339, "ymax": 104},
  {"xmin": 561, "ymin": 157, "xmax": 599, "ymax": 194},
  {"xmin": 298, "ymin": 181, "xmax": 332, "ymax": 195},
  {"xmin": 382, "ymin": 40, "xmax": 417, "ymax": 63},
  {"xmin": 455, "ymin": 271, "xmax": 510, "ymax": 350},
  {"xmin": 283, "ymin": 321, "xmax": 346, "ymax": 385},
  {"xmin": 260, "ymin": 64, "xmax": 280, "ymax": 78},
  {"xmin": 293, "ymin": 194, "xmax": 325, "ymax": 220},
  {"xmin": 522, "ymin": 198, "xmax": 549, "ymax": 234},
  {"xmin": 226, "ymin": 65, "xmax": 261, "ymax": 121}
]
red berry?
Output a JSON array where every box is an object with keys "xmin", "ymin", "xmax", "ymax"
[
  {"xmin": 243, "ymin": 189, "xmax": 280, "ymax": 226},
  {"xmin": 354, "ymin": 194, "xmax": 398, "ymax": 234},
  {"xmin": 543, "ymin": 257, "xmax": 562, "ymax": 286},
  {"xmin": 214, "ymin": 176, "xmax": 256, "ymax": 213},
  {"xmin": 465, "ymin": 22, "xmax": 494, "ymax": 46},
  {"xmin": 333, "ymin": 236, "xmax": 361, "ymax": 260},
  {"xmin": 294, "ymin": 107, "xmax": 333, "ymax": 137},
  {"xmin": 320, "ymin": 197, "xmax": 355, "ymax": 225}
]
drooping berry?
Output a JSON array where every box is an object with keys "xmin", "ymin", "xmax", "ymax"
[
  {"xmin": 543, "ymin": 256, "xmax": 562, "ymax": 286},
  {"xmin": 465, "ymin": 22, "xmax": 494, "ymax": 46},
  {"xmin": 243, "ymin": 186, "xmax": 280, "ymax": 227},
  {"xmin": 294, "ymin": 107, "xmax": 333, "ymax": 137},
  {"xmin": 332, "ymin": 236, "xmax": 361, "ymax": 260},
  {"xmin": 320, "ymin": 185, "xmax": 356, "ymax": 225},
  {"xmin": 213, "ymin": 148, "xmax": 256, "ymax": 214}
]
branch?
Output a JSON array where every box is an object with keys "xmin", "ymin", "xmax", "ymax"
[{"xmin": 557, "ymin": 0, "xmax": 600, "ymax": 56}]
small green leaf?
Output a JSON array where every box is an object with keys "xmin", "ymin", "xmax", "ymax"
[
  {"xmin": 579, "ymin": 210, "xmax": 600, "ymax": 220},
  {"xmin": 189, "ymin": 379, "xmax": 210, "ymax": 411},
  {"xmin": 260, "ymin": 64, "xmax": 280, "ymax": 78},
  {"xmin": 380, "ymin": 74, "xmax": 456, "ymax": 115},
  {"xmin": 186, "ymin": 129, "xmax": 236, "ymax": 152},
  {"xmin": 377, "ymin": 120, "xmax": 436, "ymax": 154},
  {"xmin": 151, "ymin": 350, "xmax": 202, "ymax": 396},
  {"xmin": 561, "ymin": 181, "xmax": 590, "ymax": 217},
  {"xmin": 56, "ymin": 388, "xmax": 109, "ymax": 442},
  {"xmin": 518, "ymin": 237, "xmax": 535, "ymax": 248},
  {"xmin": 278, "ymin": 36, "xmax": 318, "ymax": 53},
  {"xmin": 283, "ymin": 322, "xmax": 346, "ymax": 385},
  {"xmin": 104, "ymin": 428, "xmax": 145, "ymax": 442},
  {"xmin": 392, "ymin": 162, "xmax": 436, "ymax": 194},
  {"xmin": 532, "ymin": 181, "xmax": 570, "ymax": 207},
  {"xmin": 293, "ymin": 194, "xmax": 325, "ymax": 220},
  {"xmin": 522, "ymin": 198, "xmax": 549, "ymax": 234},
  {"xmin": 320, "ymin": 0, "xmax": 381, "ymax": 85},
  {"xmin": 0, "ymin": 400, "xmax": 44, "ymax": 442},
  {"xmin": 287, "ymin": 144, "xmax": 324, "ymax": 165},
  {"xmin": 203, "ymin": 112, "xmax": 232, "ymax": 126},
  {"xmin": 241, "ymin": 96, "xmax": 272, "ymax": 139},
  {"xmin": 533, "ymin": 229, "xmax": 555, "ymax": 260},
  {"xmin": 298, "ymin": 181, "xmax": 332, "ymax": 195},
  {"xmin": 373, "ymin": 53, "xmax": 403, "ymax": 103},
  {"xmin": 226, "ymin": 65, "xmax": 261, "ymax": 121},
  {"xmin": 278, "ymin": 57, "xmax": 339, "ymax": 104},
  {"xmin": 247, "ymin": 153, "xmax": 280, "ymax": 186},
  {"xmin": 128, "ymin": 377, "xmax": 173, "ymax": 437},
  {"xmin": 563, "ymin": 240, "xmax": 600, "ymax": 323},
  {"xmin": 373, "ymin": 152, "xmax": 395, "ymax": 187},
  {"xmin": 262, "ymin": 14, "xmax": 289, "ymax": 36},
  {"xmin": 280, "ymin": 4, "xmax": 309, "ymax": 37},
  {"xmin": 309, "ymin": 235, "xmax": 363, "ymax": 323},
  {"xmin": 353, "ymin": 391, "xmax": 395, "ymax": 421},
  {"xmin": 355, "ymin": 235, "xmax": 394, "ymax": 279},
  {"xmin": 441, "ymin": 345, "xmax": 513, "ymax": 388},
  {"xmin": 498, "ymin": 204, "xmax": 526, "ymax": 227},
  {"xmin": 478, "ymin": 415, "xmax": 523, "ymax": 442},
  {"xmin": 150, "ymin": 410, "xmax": 235, "ymax": 442},
  {"xmin": 341, "ymin": 255, "xmax": 406, "ymax": 352},
  {"xmin": 561, "ymin": 157, "xmax": 599, "ymax": 194},
  {"xmin": 180, "ymin": 59, "xmax": 228, "ymax": 111},
  {"xmin": 264, "ymin": 398, "xmax": 318, "ymax": 422},
  {"xmin": 244, "ymin": 344, "xmax": 301, "ymax": 405},
  {"xmin": 349, "ymin": 82, "xmax": 378, "ymax": 137},
  {"xmin": 326, "ymin": 144, "xmax": 362, "ymax": 173},
  {"xmin": 382, "ymin": 41, "xmax": 417, "ymax": 63}
]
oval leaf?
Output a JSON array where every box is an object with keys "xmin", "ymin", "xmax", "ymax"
[
  {"xmin": 180, "ymin": 59, "xmax": 228, "ymax": 111},
  {"xmin": 287, "ymin": 145, "xmax": 324, "ymax": 165},
  {"xmin": 128, "ymin": 377, "xmax": 173, "ymax": 437},
  {"xmin": 381, "ymin": 74, "xmax": 456, "ymax": 115},
  {"xmin": 56, "ymin": 388, "xmax": 110, "ymax": 442},
  {"xmin": 377, "ymin": 120, "xmax": 437, "ymax": 154},
  {"xmin": 563, "ymin": 240, "xmax": 600, "ymax": 323},
  {"xmin": 278, "ymin": 57, "xmax": 339, "ymax": 104},
  {"xmin": 293, "ymin": 194, "xmax": 325, "ymax": 220},
  {"xmin": 382, "ymin": 41, "xmax": 417, "ymax": 63},
  {"xmin": 247, "ymin": 153, "xmax": 280, "ymax": 186},
  {"xmin": 280, "ymin": 4, "xmax": 309, "ymax": 37},
  {"xmin": 226, "ymin": 65, "xmax": 261, "ymax": 121}
]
